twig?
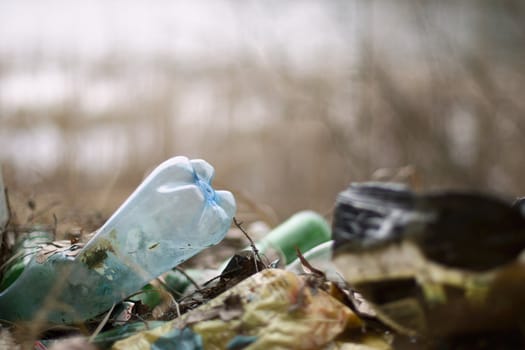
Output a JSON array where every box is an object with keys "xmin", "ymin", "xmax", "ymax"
[
  {"xmin": 125, "ymin": 287, "xmax": 165, "ymax": 300},
  {"xmin": 295, "ymin": 247, "xmax": 325, "ymax": 276},
  {"xmin": 202, "ymin": 274, "xmax": 221, "ymax": 286},
  {"xmin": 154, "ymin": 276, "xmax": 183, "ymax": 298},
  {"xmin": 174, "ymin": 267, "xmax": 202, "ymax": 293},
  {"xmin": 52, "ymin": 213, "xmax": 58, "ymax": 238},
  {"xmin": 3, "ymin": 187, "xmax": 11, "ymax": 231},
  {"xmin": 233, "ymin": 217, "xmax": 263, "ymax": 271},
  {"xmin": 132, "ymin": 313, "xmax": 149, "ymax": 327}
]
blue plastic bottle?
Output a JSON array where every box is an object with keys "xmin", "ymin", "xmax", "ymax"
[{"xmin": 0, "ymin": 156, "xmax": 236, "ymax": 323}]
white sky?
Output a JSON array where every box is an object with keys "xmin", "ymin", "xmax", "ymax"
[{"xmin": 0, "ymin": 0, "xmax": 355, "ymax": 64}]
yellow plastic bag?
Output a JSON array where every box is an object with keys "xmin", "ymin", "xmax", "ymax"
[{"xmin": 113, "ymin": 269, "xmax": 362, "ymax": 350}]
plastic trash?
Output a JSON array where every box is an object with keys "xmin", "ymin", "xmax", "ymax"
[
  {"xmin": 108, "ymin": 327, "xmax": 203, "ymax": 350},
  {"xmin": 252, "ymin": 210, "xmax": 331, "ymax": 265},
  {"xmin": 0, "ymin": 229, "xmax": 54, "ymax": 291},
  {"xmin": 113, "ymin": 269, "xmax": 362, "ymax": 350},
  {"xmin": 331, "ymin": 182, "xmax": 525, "ymax": 340},
  {"xmin": 92, "ymin": 320, "xmax": 166, "ymax": 349},
  {"xmin": 0, "ymin": 156, "xmax": 236, "ymax": 324},
  {"xmin": 163, "ymin": 210, "xmax": 331, "ymax": 295},
  {"xmin": 332, "ymin": 182, "xmax": 525, "ymax": 271},
  {"xmin": 513, "ymin": 197, "xmax": 525, "ymax": 216}
]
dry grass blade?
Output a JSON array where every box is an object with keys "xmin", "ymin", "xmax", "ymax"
[
  {"xmin": 88, "ymin": 302, "xmax": 116, "ymax": 343},
  {"xmin": 174, "ymin": 267, "xmax": 202, "ymax": 293}
]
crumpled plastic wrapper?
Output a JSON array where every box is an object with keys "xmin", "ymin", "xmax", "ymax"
[{"xmin": 112, "ymin": 268, "xmax": 362, "ymax": 350}]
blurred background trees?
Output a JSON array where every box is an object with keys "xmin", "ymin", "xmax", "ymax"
[{"xmin": 0, "ymin": 1, "xmax": 524, "ymax": 223}]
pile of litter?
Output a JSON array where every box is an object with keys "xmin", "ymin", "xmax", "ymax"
[{"xmin": 1, "ymin": 158, "xmax": 525, "ymax": 350}]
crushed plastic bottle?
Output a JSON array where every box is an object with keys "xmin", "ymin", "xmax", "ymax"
[{"xmin": 0, "ymin": 156, "xmax": 236, "ymax": 324}]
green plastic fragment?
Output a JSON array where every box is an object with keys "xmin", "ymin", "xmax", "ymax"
[{"xmin": 0, "ymin": 230, "xmax": 53, "ymax": 292}]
